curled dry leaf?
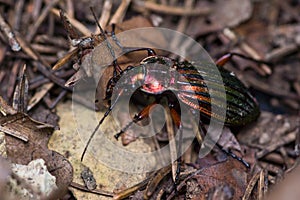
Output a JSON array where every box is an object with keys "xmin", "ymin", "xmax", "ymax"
[
  {"xmin": 185, "ymin": 158, "xmax": 248, "ymax": 200},
  {"xmin": 0, "ymin": 111, "xmax": 73, "ymax": 188}
]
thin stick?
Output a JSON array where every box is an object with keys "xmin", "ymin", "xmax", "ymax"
[
  {"xmin": 97, "ymin": 0, "xmax": 112, "ymax": 32},
  {"xmin": 242, "ymin": 171, "xmax": 261, "ymax": 200},
  {"xmin": 256, "ymin": 130, "xmax": 297, "ymax": 159},
  {"xmin": 26, "ymin": 0, "xmax": 60, "ymax": 42},
  {"xmin": 109, "ymin": 0, "xmax": 131, "ymax": 25},
  {"xmin": 51, "ymin": 8, "xmax": 91, "ymax": 36},
  {"xmin": 164, "ymin": 103, "xmax": 178, "ymax": 184},
  {"xmin": 222, "ymin": 28, "xmax": 272, "ymax": 75},
  {"xmin": 0, "ymin": 12, "xmax": 21, "ymax": 51},
  {"xmin": 171, "ymin": 0, "xmax": 194, "ymax": 49},
  {"xmin": 70, "ymin": 182, "xmax": 113, "ymax": 197},
  {"xmin": 133, "ymin": 0, "xmax": 210, "ymax": 16}
]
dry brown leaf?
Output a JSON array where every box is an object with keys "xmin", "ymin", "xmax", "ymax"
[
  {"xmin": 186, "ymin": 158, "xmax": 248, "ymax": 200},
  {"xmin": 48, "ymin": 100, "xmax": 154, "ymax": 199},
  {"xmin": 1, "ymin": 112, "xmax": 73, "ymax": 188}
]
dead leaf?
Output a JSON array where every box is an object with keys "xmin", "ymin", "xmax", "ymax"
[
  {"xmin": 1, "ymin": 112, "xmax": 73, "ymax": 188},
  {"xmin": 0, "ymin": 96, "xmax": 17, "ymax": 116},
  {"xmin": 12, "ymin": 64, "xmax": 28, "ymax": 113},
  {"xmin": 48, "ymin": 100, "xmax": 153, "ymax": 199},
  {"xmin": 217, "ymin": 127, "xmax": 242, "ymax": 152},
  {"xmin": 185, "ymin": 158, "xmax": 248, "ymax": 200},
  {"xmin": 238, "ymin": 112, "xmax": 299, "ymax": 148}
]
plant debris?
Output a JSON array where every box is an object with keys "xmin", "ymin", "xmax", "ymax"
[{"xmin": 0, "ymin": 0, "xmax": 299, "ymax": 199}]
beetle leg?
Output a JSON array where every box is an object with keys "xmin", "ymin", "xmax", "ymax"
[
  {"xmin": 114, "ymin": 102, "xmax": 157, "ymax": 140},
  {"xmin": 121, "ymin": 47, "xmax": 156, "ymax": 57},
  {"xmin": 198, "ymin": 122, "xmax": 250, "ymax": 168},
  {"xmin": 110, "ymin": 23, "xmax": 123, "ymax": 49},
  {"xmin": 216, "ymin": 143, "xmax": 250, "ymax": 168}
]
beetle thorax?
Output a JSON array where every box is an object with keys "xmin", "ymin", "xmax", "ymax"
[{"xmin": 141, "ymin": 74, "xmax": 166, "ymax": 94}]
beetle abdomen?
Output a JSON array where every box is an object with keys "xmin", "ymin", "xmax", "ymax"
[
  {"xmin": 176, "ymin": 62, "xmax": 260, "ymax": 126},
  {"xmin": 139, "ymin": 56, "xmax": 260, "ymax": 126}
]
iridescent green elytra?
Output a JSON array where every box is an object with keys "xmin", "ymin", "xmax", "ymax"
[{"xmin": 125, "ymin": 55, "xmax": 260, "ymax": 127}]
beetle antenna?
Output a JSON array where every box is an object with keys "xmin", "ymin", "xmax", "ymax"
[
  {"xmin": 59, "ymin": 9, "xmax": 79, "ymax": 41},
  {"xmin": 89, "ymin": 7, "xmax": 122, "ymax": 74},
  {"xmin": 81, "ymin": 90, "xmax": 123, "ymax": 161},
  {"xmin": 216, "ymin": 52, "xmax": 273, "ymax": 67}
]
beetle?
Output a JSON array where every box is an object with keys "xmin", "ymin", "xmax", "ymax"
[
  {"xmin": 78, "ymin": 45, "xmax": 263, "ymax": 199},
  {"xmin": 75, "ymin": 10, "xmax": 266, "ymax": 164},
  {"xmin": 54, "ymin": 9, "xmax": 267, "ymax": 199},
  {"xmin": 81, "ymin": 49, "xmax": 262, "ymax": 161}
]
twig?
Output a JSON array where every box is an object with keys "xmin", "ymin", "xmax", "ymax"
[
  {"xmin": 0, "ymin": 13, "xmax": 21, "ymax": 51},
  {"xmin": 132, "ymin": 0, "xmax": 210, "ymax": 16},
  {"xmin": 36, "ymin": 62, "xmax": 72, "ymax": 90},
  {"xmin": 113, "ymin": 177, "xmax": 150, "ymax": 199},
  {"xmin": 164, "ymin": 103, "xmax": 177, "ymax": 184},
  {"xmin": 109, "ymin": 0, "xmax": 131, "ymax": 25},
  {"xmin": 51, "ymin": 8, "xmax": 91, "ymax": 36},
  {"xmin": 49, "ymin": 89, "xmax": 67, "ymax": 109},
  {"xmin": 145, "ymin": 166, "xmax": 172, "ymax": 199},
  {"xmin": 15, "ymin": 32, "xmax": 50, "ymax": 67},
  {"xmin": 265, "ymin": 44, "xmax": 300, "ymax": 63},
  {"xmin": 257, "ymin": 129, "xmax": 297, "ymax": 159},
  {"xmin": 242, "ymin": 171, "xmax": 261, "ymax": 200},
  {"xmin": 32, "ymin": 0, "xmax": 42, "ymax": 21},
  {"xmin": 258, "ymin": 170, "xmax": 266, "ymax": 200},
  {"xmin": 70, "ymin": 182, "xmax": 113, "ymax": 197},
  {"xmin": 26, "ymin": 0, "xmax": 60, "ymax": 42},
  {"xmin": 222, "ymin": 28, "xmax": 272, "ymax": 76},
  {"xmin": 31, "ymin": 43, "xmax": 64, "ymax": 54},
  {"xmin": 171, "ymin": 0, "xmax": 194, "ymax": 49},
  {"xmin": 27, "ymin": 83, "xmax": 54, "ymax": 111},
  {"xmin": 66, "ymin": 0, "xmax": 75, "ymax": 18},
  {"xmin": 244, "ymin": 75, "xmax": 300, "ymax": 101},
  {"xmin": 13, "ymin": 0, "xmax": 25, "ymax": 31},
  {"xmin": 97, "ymin": 0, "xmax": 112, "ymax": 32},
  {"xmin": 7, "ymin": 60, "xmax": 22, "ymax": 99}
]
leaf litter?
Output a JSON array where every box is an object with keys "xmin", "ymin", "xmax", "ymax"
[{"xmin": 0, "ymin": 0, "xmax": 299, "ymax": 199}]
